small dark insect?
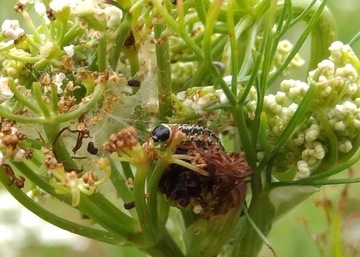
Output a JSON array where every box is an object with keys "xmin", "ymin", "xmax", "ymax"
[
  {"xmin": 123, "ymin": 201, "xmax": 135, "ymax": 210},
  {"xmin": 127, "ymin": 79, "xmax": 141, "ymax": 87},
  {"xmin": 87, "ymin": 142, "xmax": 99, "ymax": 155},
  {"xmin": 2, "ymin": 164, "xmax": 25, "ymax": 188},
  {"xmin": 14, "ymin": 35, "xmax": 25, "ymax": 45},
  {"xmin": 46, "ymin": 8, "xmax": 56, "ymax": 21}
]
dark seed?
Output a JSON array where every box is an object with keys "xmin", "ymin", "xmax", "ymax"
[
  {"xmin": 87, "ymin": 142, "xmax": 99, "ymax": 155},
  {"xmin": 124, "ymin": 201, "xmax": 135, "ymax": 210},
  {"xmin": 127, "ymin": 79, "xmax": 141, "ymax": 87}
]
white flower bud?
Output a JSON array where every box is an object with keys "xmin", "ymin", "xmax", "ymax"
[
  {"xmin": 277, "ymin": 40, "xmax": 293, "ymax": 54},
  {"xmin": 293, "ymin": 132, "xmax": 304, "ymax": 146},
  {"xmin": 307, "ymin": 156, "xmax": 318, "ymax": 166},
  {"xmin": 63, "ymin": 45, "xmax": 74, "ymax": 57},
  {"xmin": 219, "ymin": 92, "xmax": 229, "ymax": 104},
  {"xmin": 335, "ymin": 63, "xmax": 358, "ymax": 82},
  {"xmin": 14, "ymin": 149, "xmax": 25, "ymax": 162},
  {"xmin": 183, "ymin": 99, "xmax": 193, "ymax": 108},
  {"xmin": 313, "ymin": 142, "xmax": 325, "ymax": 159},
  {"xmin": 339, "ymin": 139, "xmax": 352, "ymax": 153},
  {"xmin": 54, "ymin": 73, "xmax": 66, "ymax": 92},
  {"xmin": 316, "ymin": 60, "xmax": 335, "ymax": 77},
  {"xmin": 0, "ymin": 77, "xmax": 14, "ymax": 103},
  {"xmin": 197, "ymin": 95, "xmax": 210, "ymax": 106},
  {"xmin": 275, "ymin": 91, "xmax": 287, "ymax": 105},
  {"xmin": 329, "ymin": 41, "xmax": 345, "ymax": 62},
  {"xmin": 346, "ymin": 83, "xmax": 358, "ymax": 95},
  {"xmin": 1, "ymin": 19, "xmax": 24, "ymax": 40},
  {"xmin": 256, "ymin": 152, "xmax": 264, "ymax": 161},
  {"xmin": 11, "ymin": 127, "xmax": 18, "ymax": 135},
  {"xmin": 265, "ymin": 94, "xmax": 282, "ymax": 114},
  {"xmin": 290, "ymin": 54, "xmax": 305, "ymax": 68},
  {"xmin": 305, "ymin": 124, "xmax": 320, "ymax": 142},
  {"xmin": 177, "ymin": 91, "xmax": 186, "ymax": 101},
  {"xmin": 105, "ymin": 6, "xmax": 122, "ymax": 29},
  {"xmin": 334, "ymin": 121, "xmax": 346, "ymax": 131},
  {"xmin": 40, "ymin": 42, "xmax": 56, "ymax": 58},
  {"xmin": 297, "ymin": 160, "xmax": 310, "ymax": 178},
  {"xmin": 35, "ymin": 2, "xmax": 47, "ymax": 16}
]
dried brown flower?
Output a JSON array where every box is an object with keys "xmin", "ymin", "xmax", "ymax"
[
  {"xmin": 157, "ymin": 124, "xmax": 253, "ymax": 215},
  {"xmin": 103, "ymin": 127, "xmax": 139, "ymax": 153}
]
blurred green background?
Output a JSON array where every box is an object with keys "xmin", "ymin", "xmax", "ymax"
[{"xmin": 1, "ymin": 1, "xmax": 360, "ymax": 257}]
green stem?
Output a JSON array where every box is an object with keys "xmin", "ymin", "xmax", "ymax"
[
  {"xmin": 0, "ymin": 106, "xmax": 42, "ymax": 123},
  {"xmin": 0, "ymin": 168, "xmax": 125, "ymax": 246},
  {"xmin": 110, "ymin": 13, "xmax": 133, "ymax": 71},
  {"xmin": 151, "ymin": 0, "xmax": 203, "ymax": 58},
  {"xmin": 142, "ymin": 230, "xmax": 185, "ymax": 257},
  {"xmin": 33, "ymin": 82, "xmax": 51, "ymax": 118},
  {"xmin": 51, "ymin": 84, "xmax": 59, "ymax": 113},
  {"xmin": 8, "ymin": 79, "xmax": 42, "ymax": 115},
  {"xmin": 133, "ymin": 162, "xmax": 157, "ymax": 245},
  {"xmin": 21, "ymin": 11, "xmax": 42, "ymax": 42},
  {"xmin": 154, "ymin": 21, "xmax": 172, "ymax": 120},
  {"xmin": 5, "ymin": 52, "xmax": 41, "ymax": 63},
  {"xmin": 147, "ymin": 155, "xmax": 170, "ymax": 229},
  {"xmin": 109, "ymin": 159, "xmax": 134, "ymax": 203},
  {"xmin": 97, "ymin": 32, "xmax": 107, "ymax": 72},
  {"xmin": 273, "ymin": 177, "xmax": 360, "ymax": 187},
  {"xmin": 231, "ymin": 105, "xmax": 256, "ymax": 166},
  {"xmin": 231, "ymin": 190, "xmax": 275, "ymax": 257},
  {"xmin": 227, "ymin": 0, "xmax": 239, "ymax": 95},
  {"xmin": 62, "ymin": 24, "xmax": 84, "ymax": 47},
  {"xmin": 193, "ymin": 0, "xmax": 207, "ymax": 25}
]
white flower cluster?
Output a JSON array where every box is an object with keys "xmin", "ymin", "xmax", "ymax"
[
  {"xmin": 22, "ymin": 0, "xmax": 122, "ymax": 30},
  {"xmin": 176, "ymin": 86, "xmax": 227, "ymax": 115},
  {"xmin": 1, "ymin": 20, "xmax": 24, "ymax": 40},
  {"xmin": 264, "ymin": 41, "xmax": 360, "ymax": 179},
  {"xmin": 271, "ymin": 40, "xmax": 305, "ymax": 75},
  {"xmin": 173, "ymin": 86, "xmax": 235, "ymax": 134}
]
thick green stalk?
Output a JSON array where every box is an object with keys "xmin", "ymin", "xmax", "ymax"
[
  {"xmin": 143, "ymin": 231, "xmax": 185, "ymax": 257},
  {"xmin": 109, "ymin": 13, "xmax": 133, "ymax": 71},
  {"xmin": 97, "ymin": 32, "xmax": 107, "ymax": 72},
  {"xmin": 133, "ymin": 162, "xmax": 157, "ymax": 246},
  {"xmin": 231, "ymin": 190, "xmax": 275, "ymax": 257},
  {"xmin": 154, "ymin": 21, "xmax": 172, "ymax": 120}
]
